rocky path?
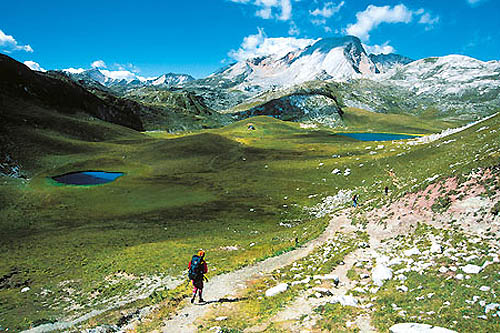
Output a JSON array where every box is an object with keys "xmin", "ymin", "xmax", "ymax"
[
  {"xmin": 159, "ymin": 215, "xmax": 344, "ymax": 332},
  {"xmin": 244, "ymin": 213, "xmax": 379, "ymax": 332}
]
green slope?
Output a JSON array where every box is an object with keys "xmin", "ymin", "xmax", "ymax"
[{"xmin": 1, "ymin": 109, "xmax": 498, "ymax": 331}]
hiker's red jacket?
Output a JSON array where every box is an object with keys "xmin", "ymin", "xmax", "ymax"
[{"xmin": 188, "ymin": 260, "xmax": 208, "ymax": 275}]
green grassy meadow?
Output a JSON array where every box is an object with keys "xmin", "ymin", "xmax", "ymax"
[{"xmin": 1, "ymin": 106, "xmax": 498, "ymax": 331}]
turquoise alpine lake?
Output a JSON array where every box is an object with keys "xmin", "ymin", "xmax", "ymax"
[
  {"xmin": 337, "ymin": 132, "xmax": 417, "ymax": 141},
  {"xmin": 52, "ymin": 171, "xmax": 124, "ymax": 185}
]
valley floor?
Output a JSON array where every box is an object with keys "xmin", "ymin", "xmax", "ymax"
[
  {"xmin": 115, "ymin": 169, "xmax": 499, "ymax": 332},
  {"xmin": 2, "ymin": 113, "xmax": 500, "ymax": 332}
]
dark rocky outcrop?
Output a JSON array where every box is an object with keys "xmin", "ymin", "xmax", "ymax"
[{"xmin": 0, "ymin": 53, "xmax": 144, "ymax": 131}]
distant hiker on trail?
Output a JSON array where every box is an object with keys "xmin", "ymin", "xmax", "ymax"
[
  {"xmin": 385, "ymin": 186, "xmax": 389, "ymax": 195},
  {"xmin": 188, "ymin": 250, "xmax": 208, "ymax": 303},
  {"xmin": 352, "ymin": 194, "xmax": 359, "ymax": 207}
]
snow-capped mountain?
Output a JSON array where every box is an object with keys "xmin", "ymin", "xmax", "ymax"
[
  {"xmin": 62, "ymin": 68, "xmax": 195, "ymax": 89},
  {"xmin": 380, "ymin": 55, "xmax": 500, "ymax": 98},
  {"xmin": 205, "ymin": 36, "xmax": 392, "ymax": 92},
  {"xmin": 149, "ymin": 73, "xmax": 195, "ymax": 86}
]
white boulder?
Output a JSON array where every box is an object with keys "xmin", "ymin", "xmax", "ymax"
[
  {"xmin": 485, "ymin": 303, "xmax": 500, "ymax": 314},
  {"xmin": 390, "ymin": 323, "xmax": 457, "ymax": 333},
  {"xmin": 396, "ymin": 274, "xmax": 407, "ymax": 281},
  {"xmin": 404, "ymin": 248, "xmax": 421, "ymax": 256},
  {"xmin": 329, "ymin": 295, "xmax": 359, "ymax": 307},
  {"xmin": 265, "ymin": 283, "xmax": 288, "ymax": 297},
  {"xmin": 430, "ymin": 243, "xmax": 443, "ymax": 254},
  {"xmin": 462, "ymin": 264, "xmax": 482, "ymax": 274},
  {"xmin": 372, "ymin": 264, "xmax": 393, "ymax": 286},
  {"xmin": 313, "ymin": 274, "xmax": 339, "ymax": 283}
]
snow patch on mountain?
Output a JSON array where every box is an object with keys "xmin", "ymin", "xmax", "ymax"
[{"xmin": 62, "ymin": 68, "xmax": 194, "ymax": 88}]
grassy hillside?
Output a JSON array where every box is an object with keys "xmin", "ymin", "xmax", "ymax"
[{"xmin": 0, "ymin": 108, "xmax": 496, "ymax": 330}]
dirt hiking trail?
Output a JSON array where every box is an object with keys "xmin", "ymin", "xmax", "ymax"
[{"xmin": 159, "ymin": 216, "xmax": 344, "ymax": 332}]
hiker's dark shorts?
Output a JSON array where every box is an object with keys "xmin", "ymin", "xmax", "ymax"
[{"xmin": 192, "ymin": 279, "xmax": 203, "ymax": 291}]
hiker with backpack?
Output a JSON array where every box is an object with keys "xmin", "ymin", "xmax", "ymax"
[
  {"xmin": 188, "ymin": 250, "xmax": 208, "ymax": 303},
  {"xmin": 352, "ymin": 194, "xmax": 359, "ymax": 207}
]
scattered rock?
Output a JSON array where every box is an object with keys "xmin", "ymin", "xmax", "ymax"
[
  {"xmin": 404, "ymin": 248, "xmax": 421, "ymax": 256},
  {"xmin": 265, "ymin": 283, "xmax": 288, "ymax": 297},
  {"xmin": 215, "ymin": 316, "xmax": 228, "ymax": 321},
  {"xmin": 291, "ymin": 277, "xmax": 310, "ymax": 286},
  {"xmin": 313, "ymin": 274, "xmax": 339, "ymax": 287},
  {"xmin": 389, "ymin": 323, "xmax": 457, "ymax": 333},
  {"xmin": 220, "ymin": 245, "xmax": 239, "ymax": 251},
  {"xmin": 84, "ymin": 325, "xmax": 119, "ymax": 333},
  {"xmin": 329, "ymin": 295, "xmax": 359, "ymax": 307},
  {"xmin": 21, "ymin": 287, "xmax": 30, "ymax": 293},
  {"xmin": 479, "ymin": 286, "xmax": 491, "ymax": 292},
  {"xmin": 312, "ymin": 287, "xmax": 333, "ymax": 296},
  {"xmin": 397, "ymin": 285, "xmax": 409, "ymax": 292}
]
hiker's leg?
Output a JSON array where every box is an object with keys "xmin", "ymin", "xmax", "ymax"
[
  {"xmin": 191, "ymin": 281, "xmax": 198, "ymax": 303},
  {"xmin": 192, "ymin": 281, "xmax": 198, "ymax": 294},
  {"xmin": 198, "ymin": 281, "xmax": 204, "ymax": 302}
]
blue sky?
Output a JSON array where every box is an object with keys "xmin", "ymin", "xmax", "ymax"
[{"xmin": 1, "ymin": 0, "xmax": 499, "ymax": 78}]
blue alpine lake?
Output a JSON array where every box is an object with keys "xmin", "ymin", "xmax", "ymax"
[
  {"xmin": 337, "ymin": 132, "xmax": 417, "ymax": 141},
  {"xmin": 52, "ymin": 171, "xmax": 124, "ymax": 185}
]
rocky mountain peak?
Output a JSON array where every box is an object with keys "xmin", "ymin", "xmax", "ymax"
[{"xmin": 301, "ymin": 36, "xmax": 365, "ymax": 57}]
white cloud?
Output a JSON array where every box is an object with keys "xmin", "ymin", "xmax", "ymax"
[
  {"xmin": 346, "ymin": 4, "xmax": 413, "ymax": 41},
  {"xmin": 24, "ymin": 60, "xmax": 46, "ymax": 72},
  {"xmin": 256, "ymin": 7, "xmax": 273, "ymax": 19},
  {"xmin": 363, "ymin": 41, "xmax": 395, "ymax": 55},
  {"xmin": 229, "ymin": 27, "xmax": 316, "ymax": 61},
  {"xmin": 278, "ymin": 0, "xmax": 292, "ymax": 21},
  {"xmin": 311, "ymin": 18, "xmax": 327, "ymax": 26},
  {"xmin": 232, "ymin": 0, "xmax": 293, "ymax": 21},
  {"xmin": 113, "ymin": 62, "xmax": 140, "ymax": 73},
  {"xmin": 0, "ymin": 29, "xmax": 33, "ymax": 53},
  {"xmin": 419, "ymin": 12, "xmax": 439, "ymax": 26},
  {"xmin": 91, "ymin": 60, "xmax": 107, "ymax": 68},
  {"xmin": 310, "ymin": 1, "xmax": 344, "ymax": 18},
  {"xmin": 63, "ymin": 67, "xmax": 86, "ymax": 74},
  {"xmin": 467, "ymin": 0, "xmax": 484, "ymax": 5},
  {"xmin": 100, "ymin": 69, "xmax": 138, "ymax": 81},
  {"xmin": 288, "ymin": 21, "xmax": 300, "ymax": 36}
]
